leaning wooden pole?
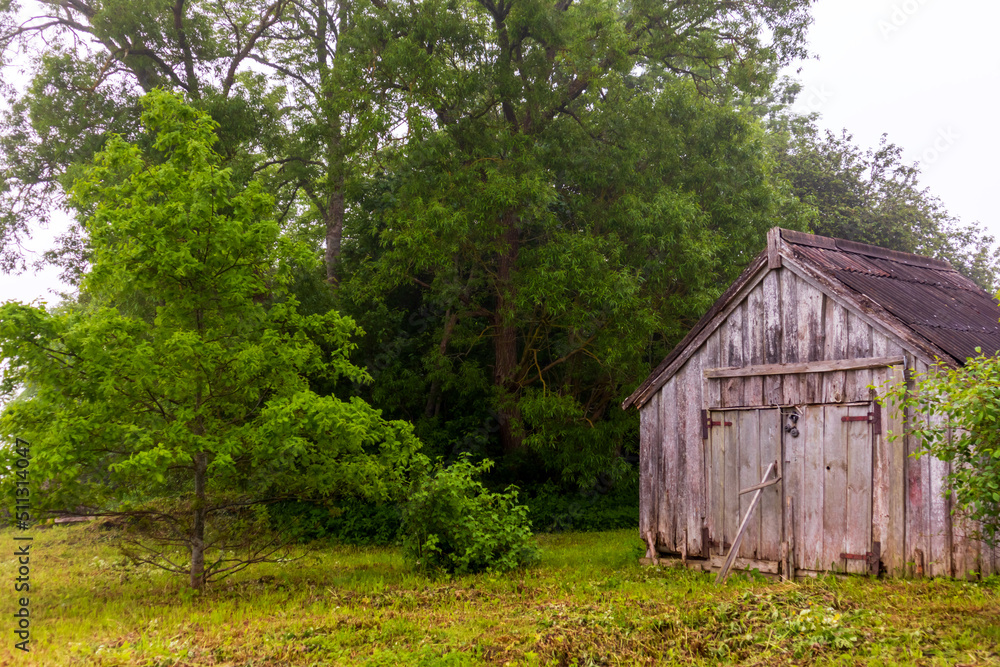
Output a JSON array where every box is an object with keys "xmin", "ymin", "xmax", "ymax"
[{"xmin": 716, "ymin": 461, "xmax": 778, "ymax": 585}]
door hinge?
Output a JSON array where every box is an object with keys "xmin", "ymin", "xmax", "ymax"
[
  {"xmin": 701, "ymin": 409, "xmax": 733, "ymax": 439},
  {"xmin": 839, "ymin": 541, "xmax": 881, "ymax": 576},
  {"xmin": 840, "ymin": 403, "xmax": 881, "ymax": 430}
]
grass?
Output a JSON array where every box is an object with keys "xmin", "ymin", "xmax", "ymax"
[{"xmin": 0, "ymin": 525, "xmax": 998, "ymax": 665}]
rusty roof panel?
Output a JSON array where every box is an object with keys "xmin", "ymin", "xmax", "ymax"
[{"xmin": 788, "ymin": 239, "xmax": 1000, "ymax": 364}]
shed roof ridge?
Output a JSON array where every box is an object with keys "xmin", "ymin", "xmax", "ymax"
[
  {"xmin": 779, "ymin": 228, "xmax": 956, "ymax": 271},
  {"xmin": 834, "ymin": 266, "xmax": 981, "ymax": 291}
]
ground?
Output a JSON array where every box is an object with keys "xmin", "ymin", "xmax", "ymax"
[{"xmin": 0, "ymin": 525, "xmax": 997, "ymax": 665}]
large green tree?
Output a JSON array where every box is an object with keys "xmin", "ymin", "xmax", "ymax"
[
  {"xmin": 0, "ymin": 91, "xmax": 422, "ymax": 589},
  {"xmin": 343, "ymin": 0, "xmax": 814, "ymax": 471},
  {"xmin": 1, "ymin": 0, "xmax": 820, "ymax": 486},
  {"xmin": 0, "ymin": 0, "xmax": 393, "ymax": 282}
]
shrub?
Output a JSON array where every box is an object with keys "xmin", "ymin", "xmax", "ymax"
[
  {"xmin": 402, "ymin": 456, "xmax": 539, "ymax": 574},
  {"xmin": 525, "ymin": 482, "xmax": 639, "ymax": 533},
  {"xmin": 268, "ymin": 498, "xmax": 402, "ymax": 545}
]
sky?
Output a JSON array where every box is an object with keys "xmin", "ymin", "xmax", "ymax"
[
  {"xmin": 1, "ymin": 0, "xmax": 998, "ymax": 306},
  {"xmin": 787, "ymin": 0, "xmax": 1000, "ymax": 239}
]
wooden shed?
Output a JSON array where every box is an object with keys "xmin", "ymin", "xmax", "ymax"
[{"xmin": 623, "ymin": 227, "xmax": 1000, "ymax": 579}]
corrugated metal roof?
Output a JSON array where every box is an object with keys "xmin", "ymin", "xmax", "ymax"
[{"xmin": 785, "ymin": 234, "xmax": 1000, "ymax": 365}]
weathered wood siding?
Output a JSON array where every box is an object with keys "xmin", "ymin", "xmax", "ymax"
[{"xmin": 638, "ymin": 265, "xmax": 988, "ymax": 578}]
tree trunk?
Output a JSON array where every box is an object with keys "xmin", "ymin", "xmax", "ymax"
[
  {"xmin": 324, "ymin": 179, "xmax": 345, "ymax": 284},
  {"xmin": 494, "ymin": 211, "xmax": 522, "ymax": 453},
  {"xmin": 316, "ymin": 1, "xmax": 345, "ymax": 285},
  {"xmin": 190, "ymin": 451, "xmax": 208, "ymax": 590}
]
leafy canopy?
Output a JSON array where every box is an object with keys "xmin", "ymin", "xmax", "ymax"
[{"xmin": 0, "ymin": 89, "xmax": 423, "ymax": 587}]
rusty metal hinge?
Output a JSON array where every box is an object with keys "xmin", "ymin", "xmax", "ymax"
[
  {"xmin": 701, "ymin": 409, "xmax": 732, "ymax": 439},
  {"xmin": 840, "ymin": 404, "xmax": 881, "ymax": 431},
  {"xmin": 839, "ymin": 541, "xmax": 881, "ymax": 576}
]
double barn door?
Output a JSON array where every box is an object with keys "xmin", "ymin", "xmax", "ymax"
[{"xmin": 707, "ymin": 404, "xmax": 874, "ymax": 574}]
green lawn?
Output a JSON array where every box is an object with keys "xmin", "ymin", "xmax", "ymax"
[{"xmin": 1, "ymin": 525, "xmax": 998, "ymax": 665}]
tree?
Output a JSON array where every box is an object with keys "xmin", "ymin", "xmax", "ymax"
[
  {"xmin": 1, "ymin": 0, "xmax": 819, "ymax": 488},
  {"xmin": 0, "ymin": 0, "xmax": 392, "ymax": 283},
  {"xmin": 0, "ymin": 0, "xmax": 291, "ymax": 275},
  {"xmin": 343, "ymin": 0, "xmax": 813, "ymax": 472},
  {"xmin": 767, "ymin": 109, "xmax": 1000, "ymax": 290},
  {"xmin": 888, "ymin": 351, "xmax": 1000, "ymax": 547},
  {"xmin": 0, "ymin": 90, "xmax": 423, "ymax": 590}
]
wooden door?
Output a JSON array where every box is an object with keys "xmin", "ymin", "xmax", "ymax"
[
  {"xmin": 784, "ymin": 403, "xmax": 873, "ymax": 573},
  {"xmin": 708, "ymin": 408, "xmax": 783, "ymax": 562}
]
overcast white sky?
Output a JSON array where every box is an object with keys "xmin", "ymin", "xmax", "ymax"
[
  {"xmin": 1, "ymin": 0, "xmax": 998, "ymax": 306},
  {"xmin": 789, "ymin": 0, "xmax": 1000, "ymax": 240}
]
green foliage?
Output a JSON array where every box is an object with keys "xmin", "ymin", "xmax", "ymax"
[
  {"xmin": 525, "ymin": 482, "xmax": 639, "ymax": 533},
  {"xmin": 402, "ymin": 457, "xmax": 539, "ymax": 574},
  {"xmin": 0, "ymin": 90, "xmax": 424, "ymax": 587},
  {"xmin": 268, "ymin": 498, "xmax": 402, "ymax": 546},
  {"xmin": 886, "ymin": 350, "xmax": 1000, "ymax": 546}
]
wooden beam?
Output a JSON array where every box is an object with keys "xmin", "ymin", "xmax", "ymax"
[
  {"xmin": 739, "ymin": 475, "xmax": 782, "ymax": 495},
  {"xmin": 709, "ymin": 555, "xmax": 780, "ymax": 575},
  {"xmin": 705, "ymin": 356, "xmax": 904, "ymax": 379},
  {"xmin": 767, "ymin": 227, "xmax": 783, "ymax": 269}
]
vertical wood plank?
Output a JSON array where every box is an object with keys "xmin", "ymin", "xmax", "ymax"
[
  {"xmin": 686, "ymin": 353, "xmax": 705, "ymax": 557},
  {"xmin": 886, "ymin": 365, "xmax": 906, "ymax": 575},
  {"xmin": 784, "ymin": 406, "xmax": 804, "ymax": 570},
  {"xmin": 705, "ymin": 331, "xmax": 722, "ymax": 408},
  {"xmin": 675, "ymin": 364, "xmax": 690, "ymax": 554},
  {"xmin": 703, "ymin": 333, "xmax": 720, "ymax": 552},
  {"xmin": 797, "ymin": 281, "xmax": 826, "ymax": 403},
  {"xmin": 738, "ymin": 409, "xmax": 762, "ymax": 558},
  {"xmin": 763, "ymin": 270, "xmax": 783, "ymax": 405},
  {"xmin": 797, "ymin": 281, "xmax": 825, "ymax": 404},
  {"xmin": 639, "ymin": 392, "xmax": 660, "ymax": 553},
  {"xmin": 846, "ymin": 312, "xmax": 874, "ymax": 402},
  {"xmin": 780, "ymin": 269, "xmax": 800, "ymax": 404},
  {"xmin": 724, "ymin": 303, "xmax": 745, "ymax": 407},
  {"xmin": 905, "ymin": 359, "xmax": 929, "ymax": 574},
  {"xmin": 724, "ymin": 410, "xmax": 740, "ymax": 552},
  {"xmin": 699, "ymin": 330, "xmax": 722, "ymax": 541},
  {"xmin": 928, "ymin": 424, "xmax": 953, "ymax": 577},
  {"xmin": 845, "ymin": 403, "xmax": 873, "ymax": 574},
  {"xmin": 745, "ymin": 284, "xmax": 765, "ymax": 406},
  {"xmin": 823, "ymin": 404, "xmax": 849, "ymax": 572},
  {"xmin": 870, "ymin": 367, "xmax": 890, "ymax": 556},
  {"xmin": 951, "ymin": 510, "xmax": 971, "ymax": 579},
  {"xmin": 759, "ymin": 408, "xmax": 783, "ymax": 561},
  {"xmin": 801, "ymin": 405, "xmax": 825, "ymax": 570},
  {"xmin": 822, "ymin": 298, "xmax": 848, "ymax": 402},
  {"xmin": 710, "ymin": 410, "xmax": 725, "ymax": 555},
  {"xmin": 659, "ymin": 377, "xmax": 678, "ymax": 552}
]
